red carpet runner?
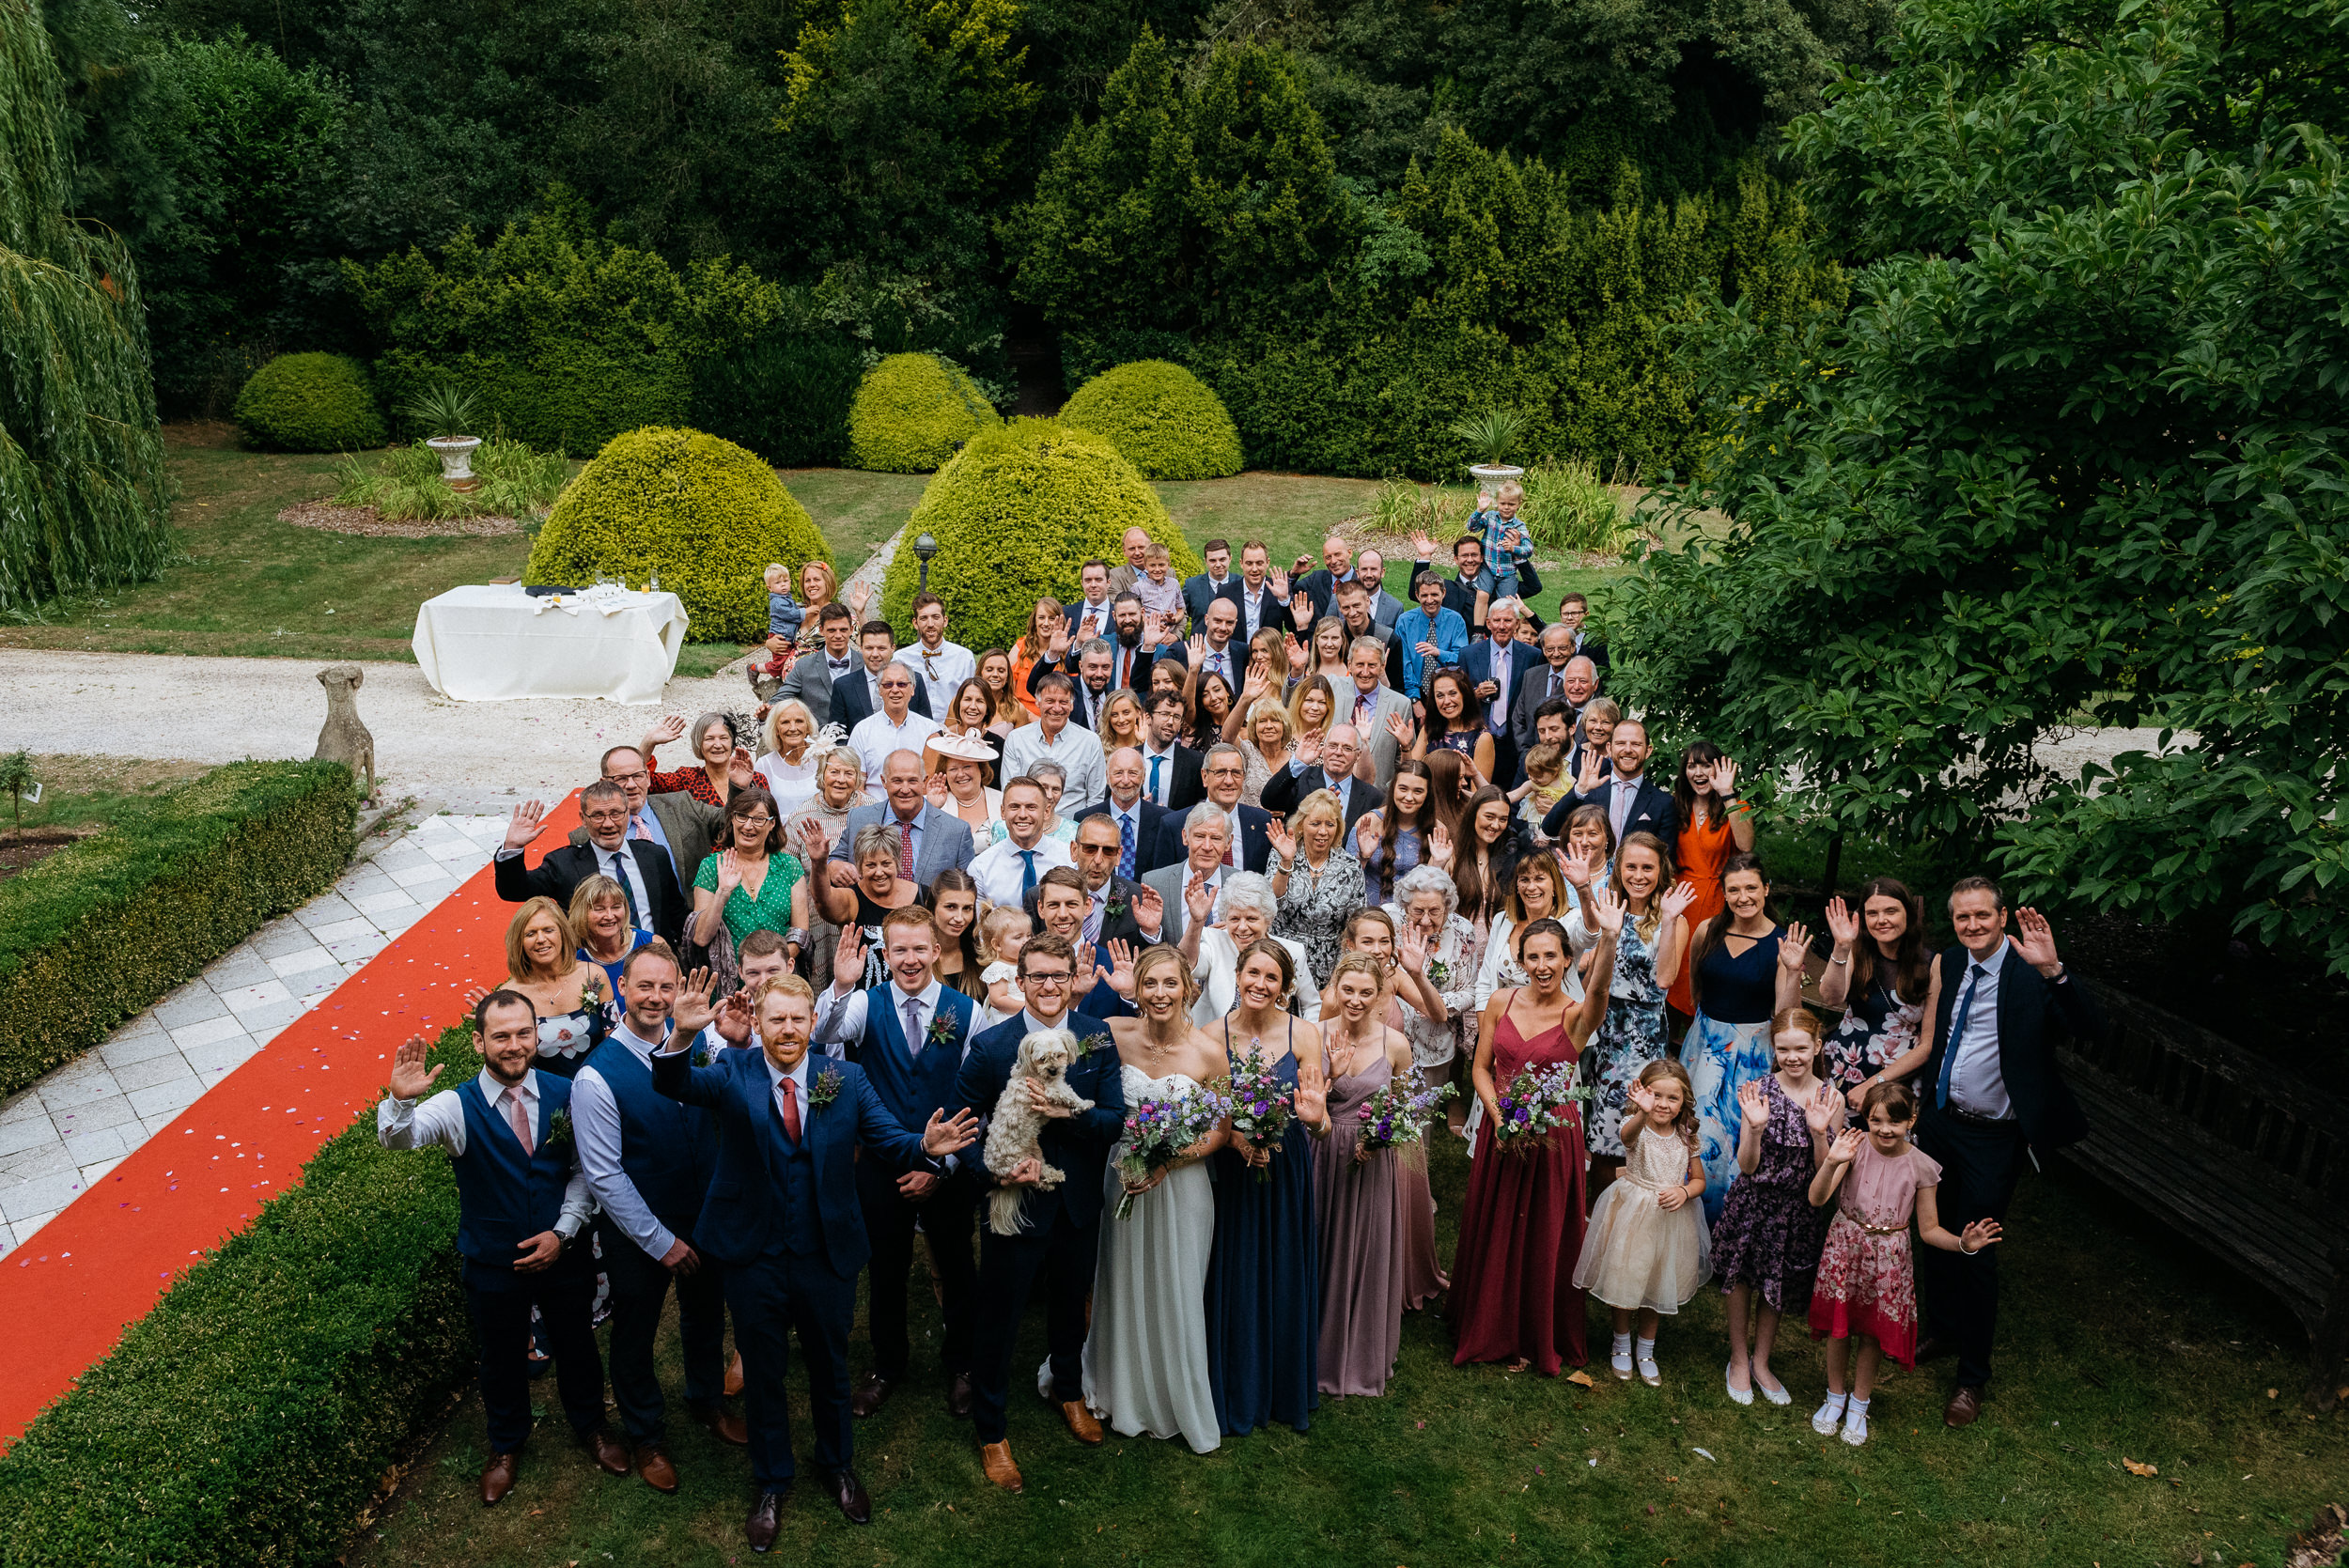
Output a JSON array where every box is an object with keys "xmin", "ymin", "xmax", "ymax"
[{"xmin": 0, "ymin": 794, "xmax": 583, "ymax": 1450}]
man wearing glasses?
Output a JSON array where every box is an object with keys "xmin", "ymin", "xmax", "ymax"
[
  {"xmin": 572, "ymin": 744, "xmax": 723, "ymax": 895},
  {"xmin": 952, "ymin": 935, "xmax": 1127, "ymax": 1494}
]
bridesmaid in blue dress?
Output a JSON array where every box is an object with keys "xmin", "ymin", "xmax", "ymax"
[
  {"xmin": 1205, "ymin": 939, "xmax": 1332, "ymax": 1435},
  {"xmin": 1677, "ymin": 854, "xmax": 1807, "ymax": 1223}
]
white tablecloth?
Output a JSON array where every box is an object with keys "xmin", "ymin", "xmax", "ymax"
[{"xmin": 412, "ymin": 584, "xmax": 690, "ymax": 704}]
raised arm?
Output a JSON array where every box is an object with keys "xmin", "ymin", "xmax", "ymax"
[
  {"xmin": 1566, "ymin": 886, "xmax": 1625, "ymax": 1046},
  {"xmin": 1775, "ymin": 920, "xmax": 1811, "ymax": 1014},
  {"xmin": 1816, "ymin": 896, "xmax": 1859, "ymax": 1010},
  {"xmin": 793, "ymin": 817, "xmax": 860, "ymax": 924}
]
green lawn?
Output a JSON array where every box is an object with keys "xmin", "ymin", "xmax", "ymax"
[
  {"xmin": 0, "ymin": 445, "xmax": 1633, "ymax": 669},
  {"xmin": 342, "ymin": 1146, "xmax": 2341, "ymax": 1568}
]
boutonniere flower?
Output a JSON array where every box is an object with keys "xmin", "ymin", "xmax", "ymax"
[
  {"xmin": 926, "ymin": 1009, "xmax": 958, "ymax": 1052},
  {"xmin": 1425, "ymin": 957, "xmax": 1451, "ymax": 989},
  {"xmin": 1106, "ymin": 897, "xmax": 1128, "ymax": 923},
  {"xmin": 1077, "ymin": 1032, "xmax": 1113, "ymax": 1058},
  {"xmin": 544, "ymin": 1108, "xmax": 575, "ymax": 1154},
  {"xmin": 809, "ymin": 1066, "xmax": 844, "ymax": 1110},
  {"xmin": 691, "ymin": 1041, "xmax": 714, "ymax": 1067}
]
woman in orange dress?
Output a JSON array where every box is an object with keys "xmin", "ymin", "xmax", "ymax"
[
  {"xmin": 1667, "ymin": 742, "xmax": 1755, "ymax": 1019},
  {"xmin": 1010, "ymin": 598, "xmax": 1066, "ymax": 719}
]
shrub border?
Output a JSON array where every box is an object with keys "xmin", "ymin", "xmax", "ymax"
[
  {"xmin": 0, "ymin": 761, "xmax": 359, "ymax": 1099},
  {"xmin": 0, "ymin": 1025, "xmax": 478, "ymax": 1566}
]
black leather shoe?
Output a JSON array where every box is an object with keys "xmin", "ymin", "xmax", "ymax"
[
  {"xmin": 848, "ymin": 1374, "xmax": 893, "ymax": 1419},
  {"xmin": 828, "ymin": 1467, "xmax": 873, "ymax": 1525},
  {"xmin": 747, "ymin": 1489, "xmax": 786, "ymax": 1553},
  {"xmin": 1915, "ymin": 1334, "xmax": 1953, "ymax": 1363},
  {"xmin": 945, "ymin": 1371, "xmax": 974, "ymax": 1420}
]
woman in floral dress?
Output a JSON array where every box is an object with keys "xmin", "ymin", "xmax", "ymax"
[
  {"xmin": 1581, "ymin": 832, "xmax": 1694, "ymax": 1196},
  {"xmin": 1383, "ymin": 865, "xmax": 1479, "ymax": 1138},
  {"xmin": 1815, "ymin": 879, "xmax": 1933, "ymax": 1123},
  {"xmin": 1269, "ymin": 789, "xmax": 1365, "ymax": 988}
]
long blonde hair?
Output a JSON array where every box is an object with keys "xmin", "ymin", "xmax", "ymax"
[{"xmin": 505, "ymin": 896, "xmax": 580, "ymax": 984}]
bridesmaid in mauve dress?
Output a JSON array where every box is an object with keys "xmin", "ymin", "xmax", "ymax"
[
  {"xmin": 1450, "ymin": 892, "xmax": 1626, "ymax": 1374},
  {"xmin": 1312, "ymin": 955, "xmax": 1420, "ymax": 1396},
  {"xmin": 1205, "ymin": 940, "xmax": 1332, "ymax": 1434}
]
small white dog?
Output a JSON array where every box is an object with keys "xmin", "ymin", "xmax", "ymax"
[{"xmin": 983, "ymin": 1029, "xmax": 1095, "ymax": 1236}]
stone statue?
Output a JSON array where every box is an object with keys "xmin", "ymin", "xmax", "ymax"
[{"xmin": 314, "ymin": 663, "xmax": 376, "ymax": 802}]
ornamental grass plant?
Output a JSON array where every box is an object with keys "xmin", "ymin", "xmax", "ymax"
[{"xmin": 332, "ymin": 440, "xmax": 568, "ymax": 523}]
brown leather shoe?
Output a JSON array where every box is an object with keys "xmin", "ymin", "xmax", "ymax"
[
  {"xmin": 479, "ymin": 1451, "xmax": 520, "ymax": 1506},
  {"xmin": 747, "ymin": 1488, "xmax": 785, "ymax": 1553},
  {"xmin": 1944, "ymin": 1384, "xmax": 1984, "ymax": 1429},
  {"xmin": 1059, "ymin": 1399, "xmax": 1104, "ymax": 1446},
  {"xmin": 827, "ymin": 1467, "xmax": 873, "ymax": 1525},
  {"xmin": 1915, "ymin": 1334, "xmax": 1953, "ymax": 1363},
  {"xmin": 945, "ymin": 1372, "xmax": 974, "ymax": 1420},
  {"xmin": 725, "ymin": 1350, "xmax": 746, "ymax": 1398},
  {"xmin": 583, "ymin": 1426, "xmax": 631, "ymax": 1477},
  {"xmin": 849, "ymin": 1373, "xmax": 894, "ymax": 1419},
  {"xmin": 980, "ymin": 1439, "xmax": 1023, "ymax": 1492},
  {"xmin": 692, "ymin": 1403, "xmax": 750, "ymax": 1447},
  {"xmin": 636, "ymin": 1443, "xmax": 679, "ymax": 1494}
]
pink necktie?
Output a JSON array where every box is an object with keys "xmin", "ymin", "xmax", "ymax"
[
  {"xmin": 631, "ymin": 814, "xmax": 650, "ymax": 840},
  {"xmin": 504, "ymin": 1087, "xmax": 534, "ymax": 1155}
]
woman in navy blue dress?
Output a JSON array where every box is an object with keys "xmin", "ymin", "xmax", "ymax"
[{"xmin": 1206, "ymin": 939, "xmax": 1331, "ymax": 1435}]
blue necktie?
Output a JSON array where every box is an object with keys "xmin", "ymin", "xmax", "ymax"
[
  {"xmin": 1019, "ymin": 849, "xmax": 1037, "ymax": 897},
  {"xmin": 1118, "ymin": 812, "xmax": 1136, "ymax": 879},
  {"xmin": 1147, "ymin": 753, "xmax": 1164, "ymax": 802},
  {"xmin": 1937, "ymin": 963, "xmax": 1985, "ymax": 1109}
]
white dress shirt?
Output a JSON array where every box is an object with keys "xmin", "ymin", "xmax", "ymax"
[
  {"xmin": 377, "ymin": 1068, "xmax": 592, "ymax": 1237},
  {"xmin": 571, "ymin": 1017, "xmax": 707, "ymax": 1261},
  {"xmin": 1001, "ymin": 721, "xmax": 1107, "ymax": 811},
  {"xmin": 1236, "ymin": 582, "xmax": 1270, "ymax": 638},
  {"xmin": 968, "ymin": 833, "xmax": 1074, "ymax": 908},
  {"xmin": 1071, "ymin": 597, "xmax": 1115, "ymax": 645},
  {"xmin": 814, "ymin": 975, "xmax": 962, "ymax": 1060},
  {"xmin": 1946, "ymin": 941, "xmax": 2014, "ymax": 1119},
  {"xmin": 895, "ymin": 638, "xmax": 974, "ymax": 715},
  {"xmin": 848, "ymin": 708, "xmax": 942, "ymax": 800},
  {"xmin": 1197, "ymin": 641, "xmax": 1238, "ymax": 686},
  {"xmin": 1140, "ymin": 741, "xmax": 1183, "ymax": 806}
]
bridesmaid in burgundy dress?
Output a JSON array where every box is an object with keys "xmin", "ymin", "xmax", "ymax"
[{"xmin": 1450, "ymin": 888, "xmax": 1626, "ymax": 1374}]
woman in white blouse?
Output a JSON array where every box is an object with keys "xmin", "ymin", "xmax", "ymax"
[
  {"xmin": 754, "ymin": 699, "xmax": 822, "ymax": 814},
  {"xmin": 1174, "ymin": 871, "xmax": 1321, "ymax": 1027}
]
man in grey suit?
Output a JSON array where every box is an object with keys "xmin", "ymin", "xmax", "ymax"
[
  {"xmin": 830, "ymin": 750, "xmax": 976, "ymax": 889},
  {"xmin": 1139, "ymin": 811, "xmax": 1233, "ymax": 949},
  {"xmin": 1340, "ymin": 637, "xmax": 1420, "ymax": 791},
  {"xmin": 1510, "ymin": 629, "xmax": 1597, "ymax": 757},
  {"xmin": 581, "ymin": 745, "xmax": 724, "ymax": 893},
  {"xmin": 1356, "ymin": 550, "xmax": 1410, "ymax": 632},
  {"xmin": 777, "ymin": 603, "xmax": 860, "ymax": 728}
]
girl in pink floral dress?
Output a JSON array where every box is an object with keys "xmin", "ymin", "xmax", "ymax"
[{"xmin": 1804, "ymin": 1080, "xmax": 2004, "ymax": 1447}]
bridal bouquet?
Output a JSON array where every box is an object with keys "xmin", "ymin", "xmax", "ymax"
[
  {"xmin": 1114, "ymin": 1084, "xmax": 1231, "ymax": 1220},
  {"xmin": 1353, "ymin": 1067, "xmax": 1454, "ymax": 1165},
  {"xmin": 1490, "ymin": 1063, "xmax": 1589, "ymax": 1157},
  {"xmin": 1222, "ymin": 1046, "xmax": 1295, "ymax": 1182}
]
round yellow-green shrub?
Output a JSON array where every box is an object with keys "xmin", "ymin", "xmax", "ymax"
[
  {"xmin": 524, "ymin": 427, "xmax": 830, "ymax": 644},
  {"xmin": 879, "ymin": 418, "xmax": 1202, "ymax": 653},
  {"xmin": 232, "ymin": 352, "xmax": 387, "ymax": 452},
  {"xmin": 847, "ymin": 352, "xmax": 1002, "ymax": 472},
  {"xmin": 1058, "ymin": 360, "xmax": 1242, "ymax": 480}
]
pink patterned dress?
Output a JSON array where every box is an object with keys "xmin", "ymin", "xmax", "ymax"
[{"xmin": 1807, "ymin": 1139, "xmax": 1942, "ymax": 1366}]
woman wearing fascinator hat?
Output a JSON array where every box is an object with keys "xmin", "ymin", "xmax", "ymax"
[{"xmin": 923, "ymin": 727, "xmax": 1003, "ymax": 835}]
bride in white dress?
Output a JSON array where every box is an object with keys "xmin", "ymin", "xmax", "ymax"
[{"xmin": 1081, "ymin": 943, "xmax": 1232, "ymax": 1452}]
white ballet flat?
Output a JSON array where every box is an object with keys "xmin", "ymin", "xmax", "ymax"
[
  {"xmin": 1638, "ymin": 1356, "xmax": 1661, "ymax": 1388},
  {"xmin": 1755, "ymin": 1376, "xmax": 1792, "ymax": 1406},
  {"xmin": 1610, "ymin": 1351, "xmax": 1635, "ymax": 1381},
  {"xmin": 1812, "ymin": 1399, "xmax": 1845, "ymax": 1436},
  {"xmin": 1841, "ymin": 1408, "xmax": 1870, "ymax": 1446},
  {"xmin": 1724, "ymin": 1366, "xmax": 1754, "ymax": 1405}
]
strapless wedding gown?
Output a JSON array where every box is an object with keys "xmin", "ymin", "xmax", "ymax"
[{"xmin": 1081, "ymin": 1064, "xmax": 1221, "ymax": 1452}]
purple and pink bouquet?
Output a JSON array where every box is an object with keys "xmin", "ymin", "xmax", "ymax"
[
  {"xmin": 1354, "ymin": 1067, "xmax": 1454, "ymax": 1166},
  {"xmin": 1490, "ymin": 1063, "xmax": 1588, "ymax": 1157},
  {"xmin": 1221, "ymin": 1046, "xmax": 1295, "ymax": 1182},
  {"xmin": 1114, "ymin": 1084, "xmax": 1231, "ymax": 1219}
]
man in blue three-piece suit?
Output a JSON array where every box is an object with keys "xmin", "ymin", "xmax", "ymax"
[
  {"xmin": 656, "ymin": 973, "xmax": 979, "ymax": 1551},
  {"xmin": 811, "ymin": 906, "xmax": 984, "ymax": 1421},
  {"xmin": 377, "ymin": 991, "xmax": 629, "ymax": 1507},
  {"xmin": 951, "ymin": 932, "xmax": 1128, "ymax": 1494}
]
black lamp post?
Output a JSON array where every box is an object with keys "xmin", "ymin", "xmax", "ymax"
[{"xmin": 913, "ymin": 531, "xmax": 938, "ymax": 593}]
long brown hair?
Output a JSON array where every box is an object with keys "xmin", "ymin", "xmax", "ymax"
[
  {"xmin": 972, "ymin": 649, "xmax": 1023, "ymax": 724},
  {"xmin": 1452, "ymin": 785, "xmax": 1517, "ymax": 926},
  {"xmin": 1018, "ymin": 598, "xmax": 1065, "ymax": 662},
  {"xmin": 1423, "ymin": 666, "xmax": 1485, "ymax": 741},
  {"xmin": 1366, "ymin": 758, "xmax": 1435, "ymax": 886},
  {"xmin": 1686, "ymin": 850, "xmax": 1769, "ymax": 1011},
  {"xmin": 1848, "ymin": 876, "xmax": 1931, "ymax": 1005},
  {"xmin": 1613, "ymin": 830, "xmax": 1677, "ymax": 943},
  {"xmin": 1418, "ymin": 749, "xmax": 1471, "ymax": 845},
  {"xmin": 1671, "ymin": 738, "xmax": 1727, "ymax": 832},
  {"xmin": 1637, "ymin": 1057, "xmax": 1701, "ymax": 1149},
  {"xmin": 926, "ymin": 867, "xmax": 986, "ymax": 997}
]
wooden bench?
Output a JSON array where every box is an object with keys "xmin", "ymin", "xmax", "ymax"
[{"xmin": 2057, "ymin": 979, "xmax": 2348, "ymax": 1409}]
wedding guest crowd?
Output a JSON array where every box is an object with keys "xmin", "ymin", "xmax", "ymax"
[{"xmin": 387, "ymin": 533, "xmax": 2102, "ymax": 1550}]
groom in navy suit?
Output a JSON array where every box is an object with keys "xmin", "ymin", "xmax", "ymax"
[
  {"xmin": 953, "ymin": 932, "xmax": 1127, "ymax": 1493},
  {"xmin": 658, "ymin": 973, "xmax": 978, "ymax": 1549},
  {"xmin": 811, "ymin": 906, "xmax": 984, "ymax": 1421}
]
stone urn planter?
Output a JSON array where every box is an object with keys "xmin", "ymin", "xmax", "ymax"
[
  {"xmin": 427, "ymin": 435, "xmax": 483, "ymax": 491},
  {"xmin": 1467, "ymin": 461, "xmax": 1525, "ymax": 486}
]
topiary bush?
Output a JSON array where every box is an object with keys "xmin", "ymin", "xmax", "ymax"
[
  {"xmin": 524, "ymin": 426, "xmax": 830, "ymax": 644},
  {"xmin": 230, "ymin": 352, "xmax": 387, "ymax": 452},
  {"xmin": 847, "ymin": 352, "xmax": 1002, "ymax": 472},
  {"xmin": 879, "ymin": 418, "xmax": 1201, "ymax": 652},
  {"xmin": 1058, "ymin": 359, "xmax": 1243, "ymax": 479}
]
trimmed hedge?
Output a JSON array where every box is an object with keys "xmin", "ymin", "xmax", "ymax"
[
  {"xmin": 0, "ymin": 762, "xmax": 359, "ymax": 1099},
  {"xmin": 878, "ymin": 417, "xmax": 1200, "ymax": 652},
  {"xmin": 369, "ymin": 342, "xmax": 692, "ymax": 459},
  {"xmin": 524, "ymin": 426, "xmax": 832, "ymax": 644},
  {"xmin": 689, "ymin": 323, "xmax": 862, "ymax": 467},
  {"xmin": 1058, "ymin": 359, "xmax": 1243, "ymax": 479},
  {"xmin": 847, "ymin": 352, "xmax": 1002, "ymax": 472},
  {"xmin": 231, "ymin": 353, "xmax": 387, "ymax": 453},
  {"xmin": 0, "ymin": 1025, "xmax": 481, "ymax": 1567}
]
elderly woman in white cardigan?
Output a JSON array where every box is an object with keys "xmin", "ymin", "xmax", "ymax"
[
  {"xmin": 1385, "ymin": 863, "xmax": 1479, "ymax": 1135},
  {"xmin": 1174, "ymin": 870, "xmax": 1322, "ymax": 1027}
]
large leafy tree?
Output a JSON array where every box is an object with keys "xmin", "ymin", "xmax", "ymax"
[{"xmin": 1610, "ymin": 0, "xmax": 2349, "ymax": 971}]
